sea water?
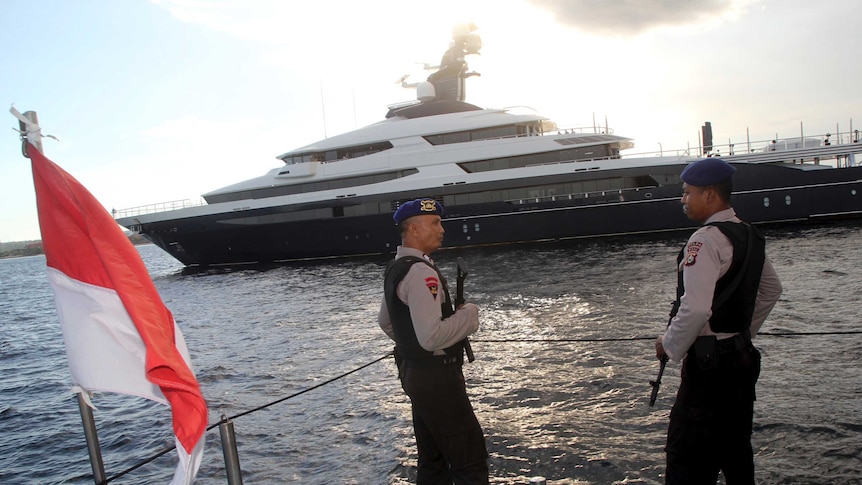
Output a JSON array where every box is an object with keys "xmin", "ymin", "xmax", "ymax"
[{"xmin": 1, "ymin": 222, "xmax": 860, "ymax": 484}]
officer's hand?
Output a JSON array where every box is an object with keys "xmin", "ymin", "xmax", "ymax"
[{"xmin": 655, "ymin": 338, "xmax": 667, "ymax": 359}]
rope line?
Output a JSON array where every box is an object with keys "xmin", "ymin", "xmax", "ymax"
[
  {"xmin": 759, "ymin": 330, "xmax": 862, "ymax": 336},
  {"xmin": 103, "ymin": 353, "xmax": 393, "ymax": 483},
  {"xmin": 102, "ymin": 447, "xmax": 173, "ymax": 484},
  {"xmin": 218, "ymin": 352, "xmax": 393, "ymax": 424},
  {"xmin": 101, "ymin": 329, "xmax": 859, "ymax": 482},
  {"xmin": 473, "ymin": 330, "xmax": 862, "ymax": 344}
]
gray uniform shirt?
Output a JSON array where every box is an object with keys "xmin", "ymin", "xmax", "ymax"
[
  {"xmin": 662, "ymin": 208, "xmax": 783, "ymax": 362},
  {"xmin": 378, "ymin": 246, "xmax": 479, "ymax": 354}
]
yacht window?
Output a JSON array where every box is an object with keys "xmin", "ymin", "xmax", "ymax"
[
  {"xmin": 424, "ymin": 124, "xmax": 523, "ymax": 146},
  {"xmin": 204, "ymin": 168, "xmax": 418, "ymax": 204},
  {"xmin": 279, "ymin": 141, "xmax": 394, "ymax": 165},
  {"xmin": 458, "ymin": 145, "xmax": 613, "ymax": 173}
]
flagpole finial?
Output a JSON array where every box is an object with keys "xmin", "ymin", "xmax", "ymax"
[{"xmin": 10, "ymin": 106, "xmax": 57, "ymax": 157}]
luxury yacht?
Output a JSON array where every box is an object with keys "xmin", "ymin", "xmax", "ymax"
[{"xmin": 115, "ymin": 25, "xmax": 862, "ymax": 267}]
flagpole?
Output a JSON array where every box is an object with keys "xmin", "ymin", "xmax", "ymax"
[
  {"xmin": 16, "ymin": 109, "xmax": 43, "ymax": 157},
  {"xmin": 219, "ymin": 415, "xmax": 244, "ymax": 485},
  {"xmin": 14, "ymin": 110, "xmax": 107, "ymax": 484},
  {"xmin": 76, "ymin": 392, "xmax": 108, "ymax": 484}
]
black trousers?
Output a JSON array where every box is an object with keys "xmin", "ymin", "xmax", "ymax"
[
  {"xmin": 401, "ymin": 365, "xmax": 489, "ymax": 485},
  {"xmin": 666, "ymin": 342, "xmax": 761, "ymax": 485}
]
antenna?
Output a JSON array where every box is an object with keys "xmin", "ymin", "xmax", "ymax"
[{"xmin": 319, "ymin": 80, "xmax": 327, "ymax": 139}]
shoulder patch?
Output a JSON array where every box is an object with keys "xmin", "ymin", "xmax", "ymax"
[
  {"xmin": 684, "ymin": 252, "xmax": 698, "ymax": 266},
  {"xmin": 425, "ymin": 276, "xmax": 439, "ymax": 299}
]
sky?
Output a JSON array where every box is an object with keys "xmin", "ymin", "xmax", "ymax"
[{"xmin": 1, "ymin": 0, "xmax": 860, "ymax": 242}]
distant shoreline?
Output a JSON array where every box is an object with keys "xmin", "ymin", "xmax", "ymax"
[{"xmin": 0, "ymin": 234, "xmax": 151, "ymax": 259}]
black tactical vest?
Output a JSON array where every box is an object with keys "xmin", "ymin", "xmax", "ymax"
[
  {"xmin": 675, "ymin": 222, "xmax": 766, "ymax": 333},
  {"xmin": 383, "ymin": 256, "xmax": 461, "ymax": 362}
]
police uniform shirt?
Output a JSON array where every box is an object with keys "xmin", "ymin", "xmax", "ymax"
[
  {"xmin": 378, "ymin": 246, "xmax": 479, "ymax": 354},
  {"xmin": 661, "ymin": 208, "xmax": 783, "ymax": 362}
]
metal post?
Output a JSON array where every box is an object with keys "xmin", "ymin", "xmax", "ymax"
[
  {"xmin": 219, "ymin": 415, "xmax": 243, "ymax": 485},
  {"xmin": 76, "ymin": 393, "xmax": 107, "ymax": 484},
  {"xmin": 15, "ymin": 110, "xmax": 43, "ymax": 157},
  {"xmin": 23, "ymin": 110, "xmax": 43, "ymax": 154},
  {"xmin": 746, "ymin": 127, "xmax": 750, "ymax": 153},
  {"xmin": 319, "ymin": 81, "xmax": 327, "ymax": 139}
]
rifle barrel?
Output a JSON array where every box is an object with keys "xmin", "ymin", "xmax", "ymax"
[
  {"xmin": 648, "ymin": 355, "xmax": 668, "ymax": 407},
  {"xmin": 456, "ymin": 258, "xmax": 474, "ymax": 362}
]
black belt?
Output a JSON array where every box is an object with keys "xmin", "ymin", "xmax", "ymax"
[
  {"xmin": 402, "ymin": 354, "xmax": 463, "ymax": 369},
  {"xmin": 716, "ymin": 332, "xmax": 751, "ymax": 353}
]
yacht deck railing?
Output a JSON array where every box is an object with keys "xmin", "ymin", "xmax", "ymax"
[
  {"xmin": 113, "ymin": 129, "xmax": 862, "ymax": 221},
  {"xmin": 622, "ymin": 129, "xmax": 862, "ymax": 164},
  {"xmin": 114, "ymin": 199, "xmax": 205, "ymax": 219}
]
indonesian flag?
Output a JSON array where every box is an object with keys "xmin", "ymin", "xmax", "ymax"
[{"xmin": 28, "ymin": 142, "xmax": 208, "ymax": 484}]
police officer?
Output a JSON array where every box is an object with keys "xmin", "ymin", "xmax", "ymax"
[
  {"xmin": 656, "ymin": 158, "xmax": 783, "ymax": 484},
  {"xmin": 378, "ymin": 198, "xmax": 489, "ymax": 484}
]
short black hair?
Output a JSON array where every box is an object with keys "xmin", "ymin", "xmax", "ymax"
[
  {"xmin": 397, "ymin": 220, "xmax": 410, "ymax": 236},
  {"xmin": 710, "ymin": 179, "xmax": 733, "ymax": 202}
]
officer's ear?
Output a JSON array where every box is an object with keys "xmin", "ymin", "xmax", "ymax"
[{"xmin": 703, "ymin": 186, "xmax": 715, "ymax": 202}]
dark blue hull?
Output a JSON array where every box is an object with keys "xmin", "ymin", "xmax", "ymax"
[{"xmin": 136, "ymin": 163, "xmax": 862, "ymax": 266}]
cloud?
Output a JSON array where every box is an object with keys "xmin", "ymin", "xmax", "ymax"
[
  {"xmin": 149, "ymin": 0, "xmax": 455, "ymax": 77},
  {"xmin": 525, "ymin": 0, "xmax": 757, "ymax": 35}
]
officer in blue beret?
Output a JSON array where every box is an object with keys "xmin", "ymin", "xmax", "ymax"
[
  {"xmin": 656, "ymin": 158, "xmax": 783, "ymax": 484},
  {"xmin": 379, "ymin": 198, "xmax": 489, "ymax": 483}
]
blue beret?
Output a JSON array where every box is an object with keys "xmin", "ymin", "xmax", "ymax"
[
  {"xmin": 393, "ymin": 198, "xmax": 443, "ymax": 224},
  {"xmin": 680, "ymin": 157, "xmax": 736, "ymax": 186}
]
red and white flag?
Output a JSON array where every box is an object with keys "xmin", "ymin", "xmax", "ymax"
[{"xmin": 28, "ymin": 141, "xmax": 208, "ymax": 484}]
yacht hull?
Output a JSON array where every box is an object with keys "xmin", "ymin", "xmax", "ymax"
[{"xmin": 131, "ymin": 162, "xmax": 862, "ymax": 267}]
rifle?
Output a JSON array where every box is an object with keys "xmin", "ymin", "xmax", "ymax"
[
  {"xmin": 650, "ymin": 304, "xmax": 677, "ymax": 407},
  {"xmin": 455, "ymin": 257, "xmax": 476, "ymax": 363},
  {"xmin": 649, "ymin": 354, "xmax": 668, "ymax": 407}
]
